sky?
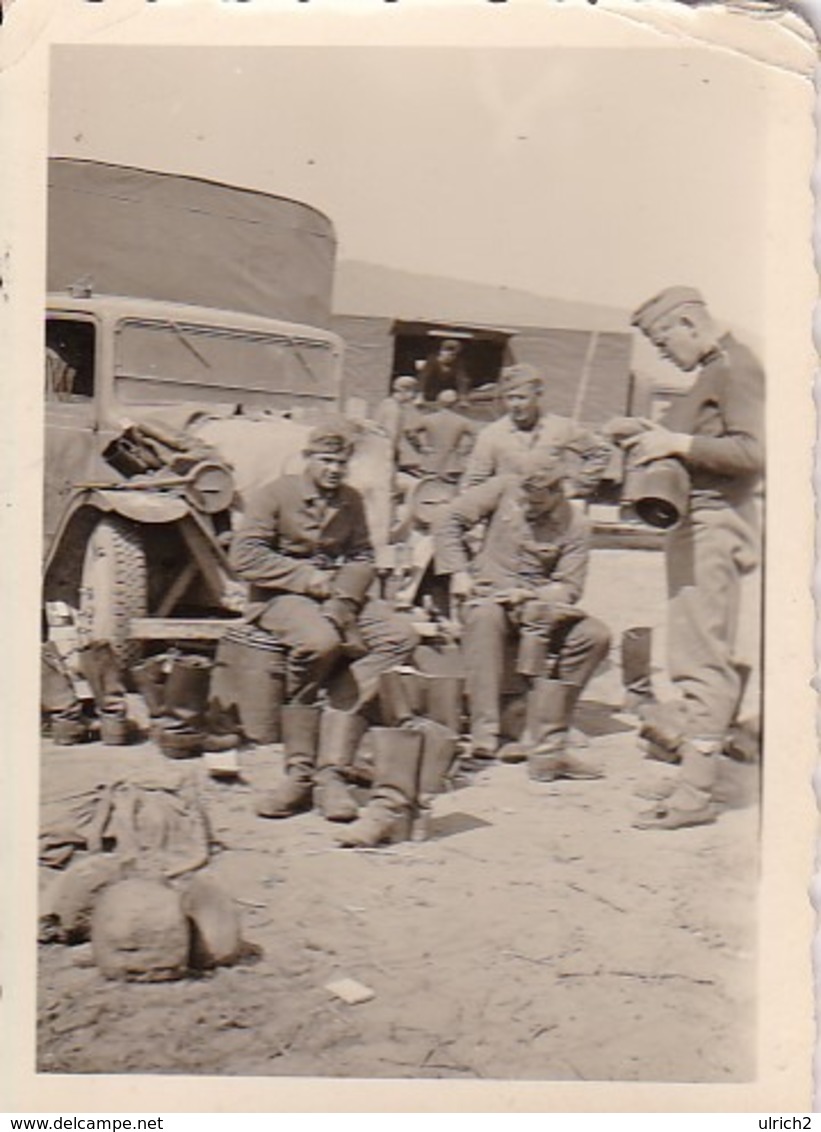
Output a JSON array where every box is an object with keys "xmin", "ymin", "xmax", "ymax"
[{"xmin": 50, "ymin": 44, "xmax": 770, "ymax": 335}]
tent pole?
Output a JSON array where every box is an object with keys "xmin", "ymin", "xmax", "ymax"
[{"xmin": 571, "ymin": 330, "xmax": 599, "ymax": 424}]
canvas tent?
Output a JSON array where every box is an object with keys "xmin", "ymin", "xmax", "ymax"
[{"xmin": 47, "ymin": 159, "xmax": 337, "ymax": 329}]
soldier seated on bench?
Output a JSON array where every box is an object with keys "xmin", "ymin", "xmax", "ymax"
[
  {"xmin": 229, "ymin": 417, "xmax": 418, "ymax": 821},
  {"xmin": 434, "ymin": 447, "xmax": 611, "ymax": 782}
]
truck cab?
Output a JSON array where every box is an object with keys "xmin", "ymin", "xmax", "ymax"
[{"xmin": 44, "ymin": 290, "xmax": 345, "ymax": 665}]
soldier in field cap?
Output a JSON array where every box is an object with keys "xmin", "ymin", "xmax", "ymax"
[
  {"xmin": 461, "ymin": 362, "xmax": 613, "ymax": 497},
  {"xmin": 605, "ymin": 286, "xmax": 765, "ymax": 830},
  {"xmin": 301, "ymin": 416, "xmax": 357, "ymax": 457},
  {"xmin": 230, "ymin": 414, "xmax": 418, "ymax": 824},
  {"xmin": 435, "ymin": 446, "xmax": 611, "ymax": 780},
  {"xmin": 631, "ymin": 285, "xmax": 707, "ymax": 335}
]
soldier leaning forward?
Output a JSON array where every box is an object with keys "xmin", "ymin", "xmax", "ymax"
[{"xmin": 435, "ymin": 447, "xmax": 611, "ymax": 783}]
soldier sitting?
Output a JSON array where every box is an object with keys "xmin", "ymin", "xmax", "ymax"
[
  {"xmin": 229, "ymin": 417, "xmax": 418, "ymax": 823},
  {"xmin": 435, "ymin": 447, "xmax": 611, "ymax": 781}
]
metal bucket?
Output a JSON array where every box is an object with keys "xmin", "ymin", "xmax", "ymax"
[{"xmin": 627, "ymin": 457, "xmax": 690, "ymax": 530}]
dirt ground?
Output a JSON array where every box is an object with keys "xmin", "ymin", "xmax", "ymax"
[{"xmin": 37, "ymin": 548, "xmax": 760, "ymax": 1082}]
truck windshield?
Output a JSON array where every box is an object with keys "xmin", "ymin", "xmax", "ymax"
[{"xmin": 114, "ymin": 319, "xmax": 338, "ymax": 409}]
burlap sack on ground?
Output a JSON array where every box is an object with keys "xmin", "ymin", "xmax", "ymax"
[
  {"xmin": 39, "ymin": 770, "xmax": 211, "ymax": 876},
  {"xmin": 91, "ymin": 878, "xmax": 191, "ymax": 982}
]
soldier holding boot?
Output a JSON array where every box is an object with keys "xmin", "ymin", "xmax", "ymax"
[
  {"xmin": 435, "ymin": 448, "xmax": 611, "ymax": 781},
  {"xmin": 609, "ymin": 286, "xmax": 765, "ymax": 830},
  {"xmin": 229, "ymin": 418, "xmax": 419, "ymax": 824}
]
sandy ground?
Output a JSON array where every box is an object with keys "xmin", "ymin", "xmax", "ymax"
[{"xmin": 37, "ymin": 549, "xmax": 760, "ymax": 1082}]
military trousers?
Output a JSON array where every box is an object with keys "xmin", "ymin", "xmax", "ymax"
[
  {"xmin": 462, "ymin": 598, "xmax": 611, "ymax": 752},
  {"xmin": 259, "ymin": 594, "xmax": 417, "ymax": 705},
  {"xmin": 666, "ymin": 505, "xmax": 760, "ymax": 743}
]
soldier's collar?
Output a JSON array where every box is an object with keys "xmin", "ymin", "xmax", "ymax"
[{"xmin": 300, "ymin": 472, "xmax": 340, "ymax": 503}]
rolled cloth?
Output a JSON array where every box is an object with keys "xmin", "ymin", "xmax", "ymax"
[
  {"xmin": 498, "ymin": 363, "xmax": 543, "ymax": 395},
  {"xmin": 631, "ymin": 286, "xmax": 706, "ymax": 332},
  {"xmin": 303, "ymin": 416, "xmax": 356, "ymax": 457}
]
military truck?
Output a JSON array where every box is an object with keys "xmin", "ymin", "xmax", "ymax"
[{"xmin": 42, "ymin": 160, "xmax": 390, "ymax": 668}]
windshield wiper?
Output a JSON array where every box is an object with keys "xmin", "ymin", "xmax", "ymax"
[
  {"xmin": 292, "ymin": 346, "xmax": 321, "ymax": 385},
  {"xmin": 168, "ymin": 321, "xmax": 212, "ymax": 369}
]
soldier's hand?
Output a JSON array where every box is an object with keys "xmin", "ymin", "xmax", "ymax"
[
  {"xmin": 623, "ymin": 426, "xmax": 691, "ymax": 466},
  {"xmin": 450, "ymin": 571, "xmax": 474, "ymax": 600},
  {"xmin": 496, "ymin": 587, "xmax": 533, "ymax": 608},
  {"xmin": 305, "ymin": 572, "xmax": 333, "ymax": 600},
  {"xmin": 602, "ymin": 416, "xmax": 653, "ymax": 442}
]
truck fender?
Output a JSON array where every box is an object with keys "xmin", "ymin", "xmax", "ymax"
[
  {"xmin": 43, "ymin": 488, "xmax": 190, "ymax": 587},
  {"xmin": 87, "ymin": 489, "xmax": 190, "ymax": 525},
  {"xmin": 87, "ymin": 493, "xmax": 233, "ymax": 576}
]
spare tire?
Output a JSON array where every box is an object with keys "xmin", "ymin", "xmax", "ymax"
[{"xmin": 78, "ymin": 516, "xmax": 147, "ymax": 671}]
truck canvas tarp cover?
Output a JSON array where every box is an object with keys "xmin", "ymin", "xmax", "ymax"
[{"xmin": 47, "ymin": 159, "xmax": 337, "ymax": 328}]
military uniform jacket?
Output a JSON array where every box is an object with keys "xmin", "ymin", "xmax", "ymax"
[
  {"xmin": 230, "ymin": 473, "xmax": 374, "ymax": 616},
  {"xmin": 461, "ymin": 412, "xmax": 613, "ymax": 496},
  {"xmin": 435, "ymin": 474, "xmax": 590, "ymax": 606},
  {"xmin": 664, "ymin": 333, "xmax": 765, "ymax": 512}
]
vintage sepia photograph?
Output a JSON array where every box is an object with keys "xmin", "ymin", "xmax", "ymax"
[{"xmin": 3, "ymin": 0, "xmax": 813, "ymax": 1112}]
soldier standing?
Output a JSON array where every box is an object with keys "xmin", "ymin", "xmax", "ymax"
[
  {"xmin": 461, "ymin": 363, "xmax": 614, "ymax": 497},
  {"xmin": 612, "ymin": 286, "xmax": 765, "ymax": 830}
]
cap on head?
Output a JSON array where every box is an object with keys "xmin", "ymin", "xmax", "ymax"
[
  {"xmin": 436, "ymin": 388, "xmax": 458, "ymax": 407},
  {"xmin": 304, "ymin": 416, "xmax": 355, "ymax": 458},
  {"xmin": 393, "ymin": 375, "xmax": 418, "ymax": 393},
  {"xmin": 631, "ymin": 286, "xmax": 706, "ymax": 332},
  {"xmin": 520, "ymin": 447, "xmax": 566, "ymax": 488},
  {"xmin": 498, "ymin": 363, "xmax": 543, "ymax": 396}
]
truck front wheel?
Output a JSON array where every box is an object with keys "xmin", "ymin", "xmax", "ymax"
[{"xmin": 78, "ymin": 516, "xmax": 148, "ymax": 672}]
